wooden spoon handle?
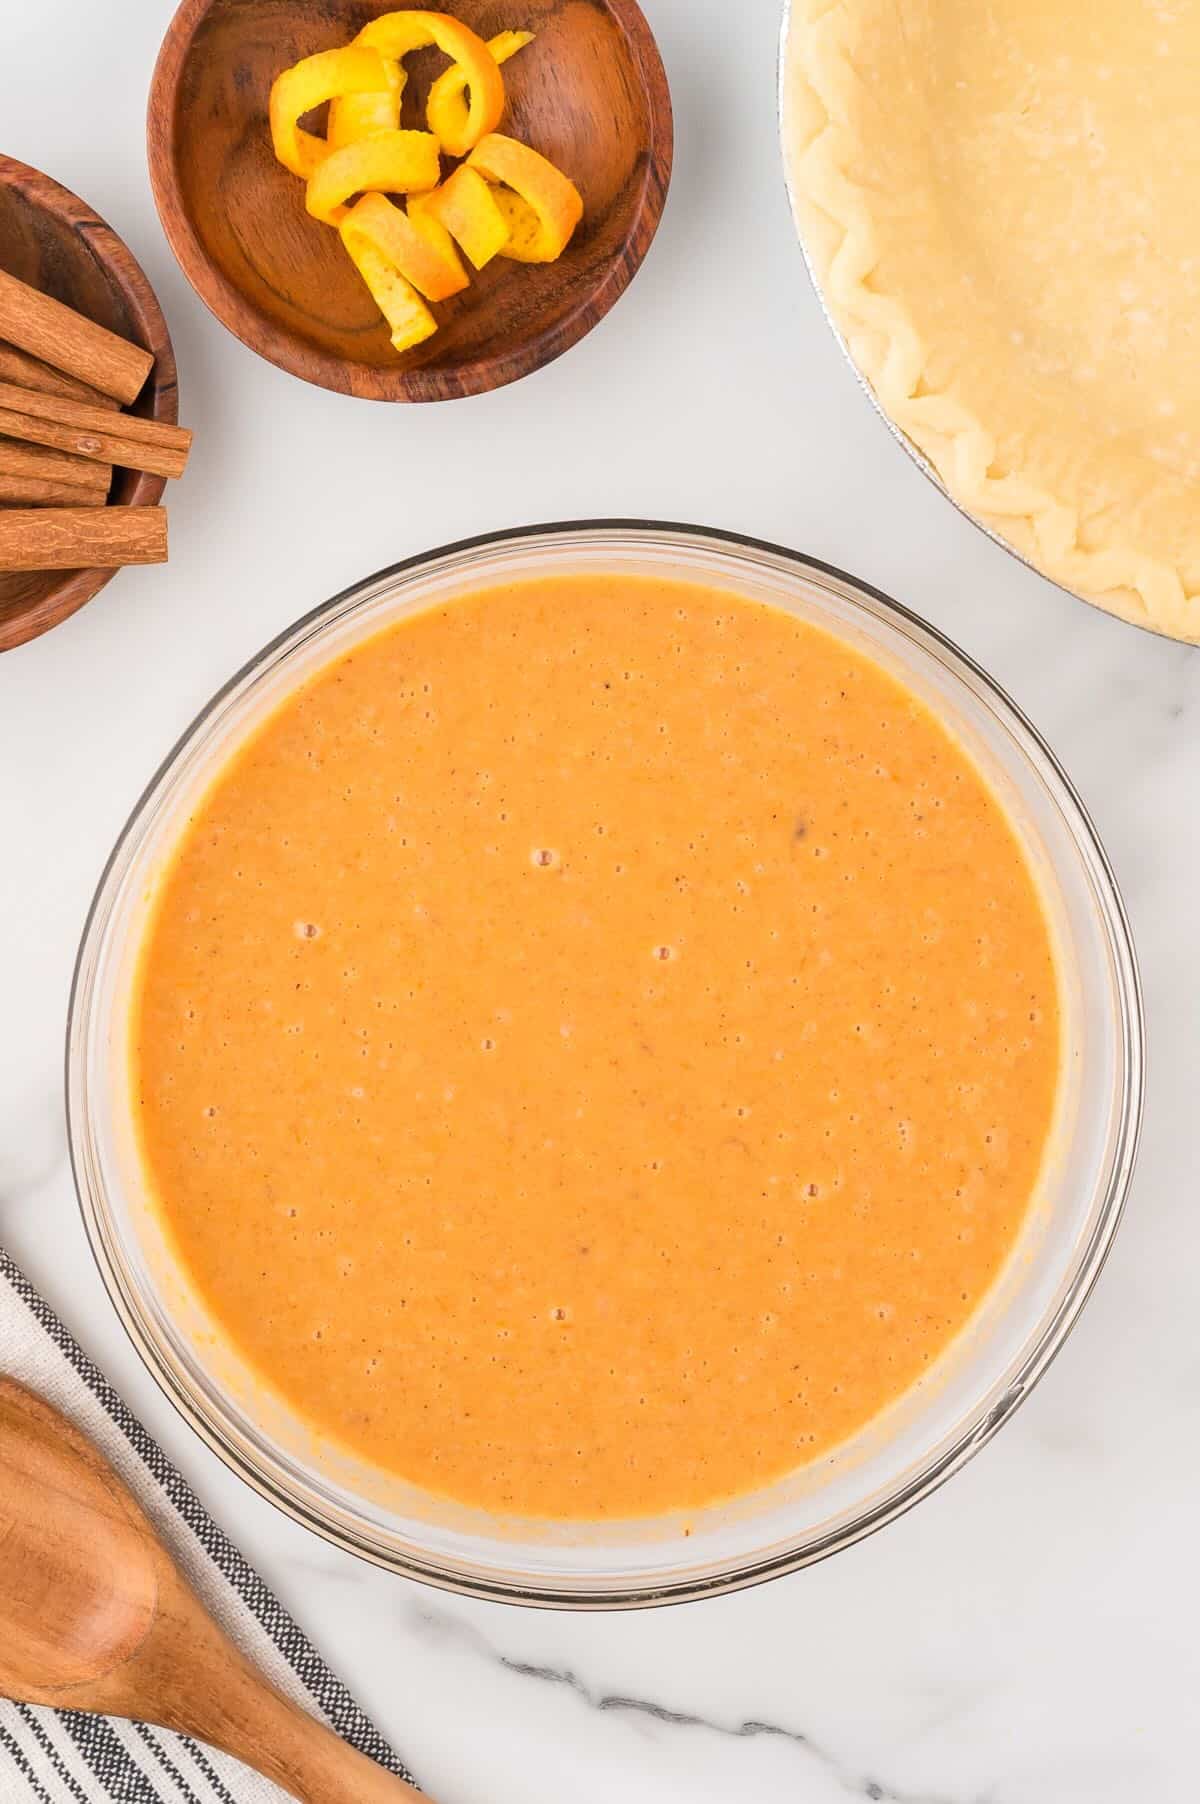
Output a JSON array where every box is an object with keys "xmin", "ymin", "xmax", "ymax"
[
  {"xmin": 168, "ymin": 1653, "xmax": 423, "ymax": 1803},
  {"xmin": 0, "ymin": 1380, "xmax": 424, "ymax": 1801}
]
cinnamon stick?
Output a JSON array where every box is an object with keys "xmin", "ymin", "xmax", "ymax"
[
  {"xmin": 0, "ymin": 402, "xmax": 189, "ymax": 482},
  {"xmin": 0, "ymin": 436, "xmax": 110, "ymax": 494},
  {"xmin": 0, "ymin": 506, "xmax": 167, "ymax": 570},
  {"xmin": 0, "ymin": 383, "xmax": 190, "ymax": 454},
  {"xmin": 0, "ymin": 269, "xmax": 153, "ymax": 405},
  {"xmin": 0, "ymin": 474, "xmax": 106, "ymax": 507},
  {"xmin": 0, "ymin": 340, "xmax": 121, "ymax": 411}
]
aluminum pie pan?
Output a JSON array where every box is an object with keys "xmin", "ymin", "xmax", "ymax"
[{"xmin": 775, "ymin": 0, "xmax": 1183, "ymax": 648}]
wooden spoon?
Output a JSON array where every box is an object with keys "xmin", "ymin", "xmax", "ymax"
[{"xmin": 0, "ymin": 1376, "xmax": 424, "ymax": 1803}]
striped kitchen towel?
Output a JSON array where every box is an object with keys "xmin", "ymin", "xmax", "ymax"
[{"xmin": 0, "ymin": 1248, "xmax": 416, "ymax": 1802}]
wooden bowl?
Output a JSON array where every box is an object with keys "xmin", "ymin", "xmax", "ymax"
[
  {"xmin": 0, "ymin": 158, "xmax": 178, "ymax": 655},
  {"xmin": 147, "ymin": 0, "xmax": 673, "ymax": 402}
]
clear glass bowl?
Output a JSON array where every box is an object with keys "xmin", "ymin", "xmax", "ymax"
[{"xmin": 68, "ymin": 522, "xmax": 1144, "ymax": 1608}]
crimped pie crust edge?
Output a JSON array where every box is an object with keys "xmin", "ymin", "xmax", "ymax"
[{"xmin": 780, "ymin": 0, "xmax": 1200, "ymax": 643}]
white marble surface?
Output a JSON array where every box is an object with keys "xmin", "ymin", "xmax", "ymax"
[{"xmin": 1, "ymin": 1, "xmax": 1197, "ymax": 1798}]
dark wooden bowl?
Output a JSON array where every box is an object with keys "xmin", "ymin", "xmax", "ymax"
[
  {"xmin": 0, "ymin": 157, "xmax": 178, "ymax": 655},
  {"xmin": 147, "ymin": 0, "xmax": 672, "ymax": 402}
]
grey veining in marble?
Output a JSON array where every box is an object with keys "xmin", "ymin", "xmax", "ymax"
[{"xmin": 407, "ymin": 1603, "xmax": 983, "ymax": 1804}]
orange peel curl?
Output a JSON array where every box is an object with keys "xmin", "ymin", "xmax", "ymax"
[
  {"xmin": 327, "ymin": 57, "xmax": 406, "ymax": 150},
  {"xmin": 269, "ymin": 46, "xmax": 395, "ymax": 178},
  {"xmin": 339, "ymin": 230, "xmax": 438, "ymax": 353},
  {"xmin": 305, "ymin": 129, "xmax": 442, "ymax": 226},
  {"xmin": 466, "ymin": 133, "xmax": 583, "ymax": 263},
  {"xmin": 341, "ymin": 193, "xmax": 469, "ymax": 303},
  {"xmin": 409, "ymin": 165, "xmax": 511, "ymax": 270},
  {"xmin": 427, "ymin": 30, "xmax": 533, "ymax": 156},
  {"xmin": 356, "ymin": 10, "xmax": 505, "ymax": 156}
]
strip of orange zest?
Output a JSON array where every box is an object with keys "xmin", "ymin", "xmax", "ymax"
[
  {"xmin": 269, "ymin": 46, "xmax": 394, "ymax": 178},
  {"xmin": 340, "ymin": 232, "xmax": 438, "ymax": 353},
  {"xmin": 341, "ymin": 194, "xmax": 468, "ymax": 303},
  {"xmin": 409, "ymin": 165, "xmax": 510, "ymax": 270},
  {"xmin": 328, "ymin": 57, "xmax": 406, "ymax": 150},
  {"xmin": 486, "ymin": 186, "xmax": 549, "ymax": 263},
  {"xmin": 305, "ymin": 130, "xmax": 442, "ymax": 226},
  {"xmin": 466, "ymin": 133, "xmax": 583, "ymax": 263},
  {"xmin": 427, "ymin": 29, "xmax": 534, "ymax": 156},
  {"xmin": 356, "ymin": 11, "xmax": 505, "ymax": 157}
]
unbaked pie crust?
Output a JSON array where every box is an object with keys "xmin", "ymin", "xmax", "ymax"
[{"xmin": 782, "ymin": 0, "xmax": 1200, "ymax": 641}]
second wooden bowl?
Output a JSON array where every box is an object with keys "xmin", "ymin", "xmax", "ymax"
[
  {"xmin": 147, "ymin": 0, "xmax": 673, "ymax": 402},
  {"xmin": 0, "ymin": 158, "xmax": 178, "ymax": 655}
]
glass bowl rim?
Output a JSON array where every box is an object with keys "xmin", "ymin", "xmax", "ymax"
[{"xmin": 66, "ymin": 518, "xmax": 1146, "ymax": 1609}]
